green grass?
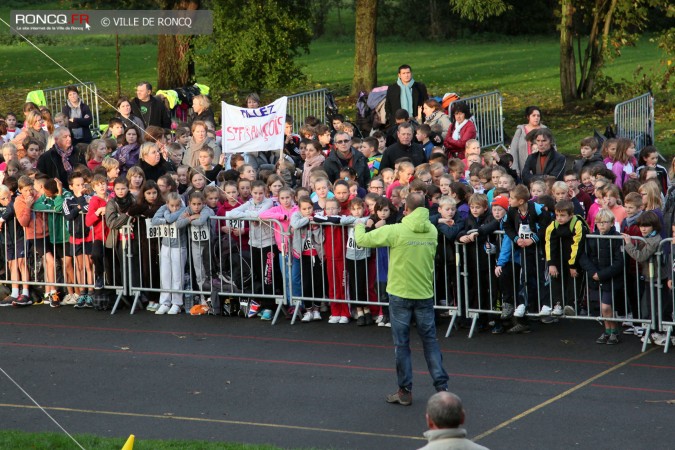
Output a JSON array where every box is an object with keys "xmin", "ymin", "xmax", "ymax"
[
  {"xmin": 0, "ymin": 17, "xmax": 672, "ymax": 155},
  {"xmin": 0, "ymin": 429, "xmax": 292, "ymax": 449}
]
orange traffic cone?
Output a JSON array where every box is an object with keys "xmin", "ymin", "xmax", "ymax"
[{"xmin": 121, "ymin": 434, "xmax": 135, "ymax": 450}]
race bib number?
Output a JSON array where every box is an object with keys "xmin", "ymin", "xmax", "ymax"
[
  {"xmin": 227, "ymin": 219, "xmax": 245, "ymax": 229},
  {"xmin": 303, "ymin": 236, "xmax": 314, "ymax": 251},
  {"xmin": 146, "ymin": 219, "xmax": 177, "ymax": 239},
  {"xmin": 346, "ymin": 228, "xmax": 362, "ymax": 251},
  {"xmin": 518, "ymin": 224, "xmax": 533, "ymax": 241},
  {"xmin": 191, "ymin": 224, "xmax": 210, "ymax": 242}
]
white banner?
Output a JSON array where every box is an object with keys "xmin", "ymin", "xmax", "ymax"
[{"xmin": 221, "ymin": 97, "xmax": 287, "ymax": 153}]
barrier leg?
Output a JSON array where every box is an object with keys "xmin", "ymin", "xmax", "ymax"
[
  {"xmin": 445, "ymin": 312, "xmax": 457, "ymax": 338},
  {"xmin": 467, "ymin": 313, "xmax": 478, "ymax": 339},
  {"xmin": 271, "ymin": 300, "xmax": 283, "ymax": 325},
  {"xmin": 664, "ymin": 326, "xmax": 672, "ymax": 354},
  {"xmin": 641, "ymin": 324, "xmax": 652, "ymax": 353},
  {"xmin": 129, "ymin": 291, "xmax": 141, "ymax": 315}
]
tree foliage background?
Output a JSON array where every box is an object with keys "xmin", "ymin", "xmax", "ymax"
[{"xmin": 196, "ymin": 0, "xmax": 312, "ymax": 101}]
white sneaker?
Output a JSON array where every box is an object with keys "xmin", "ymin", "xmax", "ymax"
[
  {"xmin": 514, "ymin": 304, "xmax": 526, "ymax": 318},
  {"xmin": 168, "ymin": 304, "xmax": 181, "ymax": 315},
  {"xmin": 155, "ymin": 304, "xmax": 171, "ymax": 315},
  {"xmin": 312, "ymin": 309, "xmax": 322, "ymax": 321},
  {"xmin": 339, "ymin": 316, "xmax": 350, "ymax": 324},
  {"xmin": 552, "ymin": 303, "xmax": 563, "ymax": 316},
  {"xmin": 301, "ymin": 312, "xmax": 312, "ymax": 322},
  {"xmin": 375, "ymin": 315, "xmax": 384, "ymax": 324},
  {"xmin": 63, "ymin": 294, "xmax": 78, "ymax": 305},
  {"xmin": 384, "ymin": 321, "xmax": 391, "ymax": 327},
  {"xmin": 539, "ymin": 305, "xmax": 552, "ymax": 316},
  {"xmin": 328, "ymin": 316, "xmax": 340, "ymax": 324}
]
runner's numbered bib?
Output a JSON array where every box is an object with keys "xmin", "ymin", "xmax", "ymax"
[
  {"xmin": 303, "ymin": 236, "xmax": 314, "ymax": 251},
  {"xmin": 146, "ymin": 219, "xmax": 177, "ymax": 239},
  {"xmin": 191, "ymin": 224, "xmax": 210, "ymax": 242},
  {"xmin": 346, "ymin": 228, "xmax": 363, "ymax": 251},
  {"xmin": 518, "ymin": 224, "xmax": 533, "ymax": 241},
  {"xmin": 227, "ymin": 219, "xmax": 245, "ymax": 230}
]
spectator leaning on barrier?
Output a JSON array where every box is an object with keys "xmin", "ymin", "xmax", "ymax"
[
  {"xmin": 355, "ymin": 192, "xmax": 449, "ymax": 406},
  {"xmin": 418, "ymin": 391, "xmax": 489, "ymax": 450}
]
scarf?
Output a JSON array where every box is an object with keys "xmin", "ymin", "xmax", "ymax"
[
  {"xmin": 452, "ymin": 120, "xmax": 468, "ymax": 141},
  {"xmin": 114, "ymin": 192, "xmax": 135, "ymax": 214},
  {"xmin": 302, "ymin": 154, "xmax": 325, "ymax": 189},
  {"xmin": 55, "ymin": 143, "xmax": 73, "ymax": 172},
  {"xmin": 115, "ymin": 143, "xmax": 140, "ymax": 167},
  {"xmin": 397, "ymin": 77, "xmax": 414, "ymax": 116},
  {"xmin": 68, "ymin": 100, "xmax": 83, "ymax": 140}
]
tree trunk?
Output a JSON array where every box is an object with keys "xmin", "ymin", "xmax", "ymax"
[
  {"xmin": 352, "ymin": 0, "xmax": 378, "ymax": 96},
  {"xmin": 559, "ymin": 0, "xmax": 578, "ymax": 105},
  {"xmin": 157, "ymin": 0, "xmax": 199, "ymax": 89},
  {"xmin": 579, "ymin": 0, "xmax": 618, "ymax": 98}
]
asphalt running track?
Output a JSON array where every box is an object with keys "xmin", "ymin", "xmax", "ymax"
[{"xmin": 0, "ymin": 307, "xmax": 673, "ymax": 449}]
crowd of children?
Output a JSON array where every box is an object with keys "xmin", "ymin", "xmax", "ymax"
[{"xmin": 0, "ymin": 102, "xmax": 674, "ymax": 346}]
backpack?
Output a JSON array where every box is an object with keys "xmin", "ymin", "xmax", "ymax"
[
  {"xmin": 325, "ymin": 92, "xmax": 339, "ymax": 123},
  {"xmin": 554, "ymin": 214, "xmax": 590, "ymax": 235},
  {"xmin": 355, "ymin": 91, "xmax": 374, "ymax": 135}
]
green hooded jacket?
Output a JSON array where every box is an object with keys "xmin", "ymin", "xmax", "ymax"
[
  {"xmin": 33, "ymin": 190, "xmax": 73, "ymax": 244},
  {"xmin": 355, "ymin": 207, "xmax": 437, "ymax": 299}
]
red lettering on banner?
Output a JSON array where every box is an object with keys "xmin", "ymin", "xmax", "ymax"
[{"xmin": 226, "ymin": 116, "xmax": 284, "ymax": 142}]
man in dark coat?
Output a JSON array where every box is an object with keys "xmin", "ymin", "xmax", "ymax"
[
  {"xmin": 37, "ymin": 128, "xmax": 86, "ymax": 186},
  {"xmin": 131, "ymin": 81, "xmax": 171, "ymax": 129},
  {"xmin": 323, "ymin": 132, "xmax": 371, "ymax": 189},
  {"xmin": 379, "ymin": 123, "xmax": 428, "ymax": 171},
  {"xmin": 385, "ymin": 64, "xmax": 428, "ymax": 127}
]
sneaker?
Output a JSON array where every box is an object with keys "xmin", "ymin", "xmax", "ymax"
[
  {"xmin": 552, "ymin": 303, "xmax": 563, "ymax": 316},
  {"xmin": 606, "ymin": 334, "xmax": 620, "ymax": 345},
  {"xmin": 84, "ymin": 295, "xmax": 94, "ymax": 308},
  {"xmin": 260, "ymin": 309, "xmax": 273, "ymax": 321},
  {"xmin": 49, "ymin": 293, "xmax": 61, "ymax": 308},
  {"xmin": 63, "ymin": 294, "xmax": 78, "ymax": 305},
  {"xmin": 378, "ymin": 315, "xmax": 390, "ymax": 327},
  {"xmin": 1, "ymin": 296, "xmax": 16, "ymax": 306},
  {"xmin": 375, "ymin": 315, "xmax": 384, "ymax": 324},
  {"xmin": 491, "ymin": 323, "xmax": 505, "ymax": 334},
  {"xmin": 364, "ymin": 312, "xmax": 373, "ymax": 325},
  {"xmin": 146, "ymin": 302, "xmax": 159, "ymax": 312},
  {"xmin": 167, "ymin": 304, "xmax": 181, "ymax": 315},
  {"xmin": 312, "ymin": 308, "xmax": 322, "ymax": 321},
  {"xmin": 386, "ymin": 388, "xmax": 412, "ymax": 406},
  {"xmin": 651, "ymin": 332, "xmax": 668, "ymax": 346},
  {"xmin": 623, "ymin": 326, "xmax": 636, "ymax": 335},
  {"xmin": 32, "ymin": 296, "xmax": 44, "ymax": 305},
  {"xmin": 14, "ymin": 295, "xmax": 31, "ymax": 306},
  {"xmin": 155, "ymin": 304, "xmax": 171, "ymax": 315},
  {"xmin": 596, "ymin": 333, "xmax": 609, "ymax": 344},
  {"xmin": 328, "ymin": 315, "xmax": 340, "ymax": 324},
  {"xmin": 301, "ymin": 311, "xmax": 312, "ymax": 322},
  {"xmin": 539, "ymin": 305, "xmax": 552, "ymax": 316},
  {"xmin": 634, "ymin": 327, "xmax": 648, "ymax": 337},
  {"xmin": 356, "ymin": 315, "xmax": 366, "ymax": 326},
  {"xmin": 564, "ymin": 305, "xmax": 576, "ymax": 316},
  {"xmin": 540, "ymin": 315, "xmax": 558, "ymax": 324},
  {"xmin": 514, "ymin": 304, "xmax": 526, "ymax": 318},
  {"xmin": 74, "ymin": 296, "xmax": 87, "ymax": 309},
  {"xmin": 94, "ymin": 276, "xmax": 104, "ymax": 290},
  {"xmin": 506, "ymin": 323, "xmax": 531, "ymax": 334},
  {"xmin": 339, "ymin": 316, "xmax": 350, "ymax": 324},
  {"xmin": 500, "ymin": 302, "xmax": 514, "ymax": 319},
  {"xmin": 384, "ymin": 321, "xmax": 391, "ymax": 327}
]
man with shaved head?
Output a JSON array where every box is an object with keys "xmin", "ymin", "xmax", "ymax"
[{"xmin": 419, "ymin": 391, "xmax": 489, "ymax": 449}]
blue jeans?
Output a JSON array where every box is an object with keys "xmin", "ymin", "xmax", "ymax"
[
  {"xmin": 279, "ymin": 253, "xmax": 302, "ymax": 304},
  {"xmin": 389, "ymin": 295, "xmax": 449, "ymax": 391}
]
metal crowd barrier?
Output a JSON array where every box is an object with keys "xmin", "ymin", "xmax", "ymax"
[
  {"xmin": 457, "ymin": 232, "xmax": 660, "ymax": 350},
  {"xmin": 459, "ymin": 90, "xmax": 504, "ymax": 149},
  {"xmin": 656, "ymin": 239, "xmax": 674, "ymax": 353},
  {"xmin": 0, "ymin": 210, "xmax": 122, "ymax": 307},
  {"xmin": 614, "ymin": 92, "xmax": 655, "ymax": 153},
  {"xmin": 287, "ymin": 89, "xmax": 327, "ymax": 133},
  {"xmin": 42, "ymin": 82, "xmax": 100, "ymax": 133}
]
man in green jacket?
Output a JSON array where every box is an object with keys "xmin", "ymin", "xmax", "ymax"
[{"xmin": 355, "ymin": 193, "xmax": 449, "ymax": 406}]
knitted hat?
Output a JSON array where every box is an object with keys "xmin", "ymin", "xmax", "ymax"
[{"xmin": 492, "ymin": 195, "xmax": 509, "ymax": 211}]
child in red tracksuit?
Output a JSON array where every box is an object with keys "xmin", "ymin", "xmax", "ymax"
[
  {"xmin": 85, "ymin": 175, "xmax": 110, "ymax": 290},
  {"xmin": 318, "ymin": 197, "xmax": 350, "ymax": 322}
]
